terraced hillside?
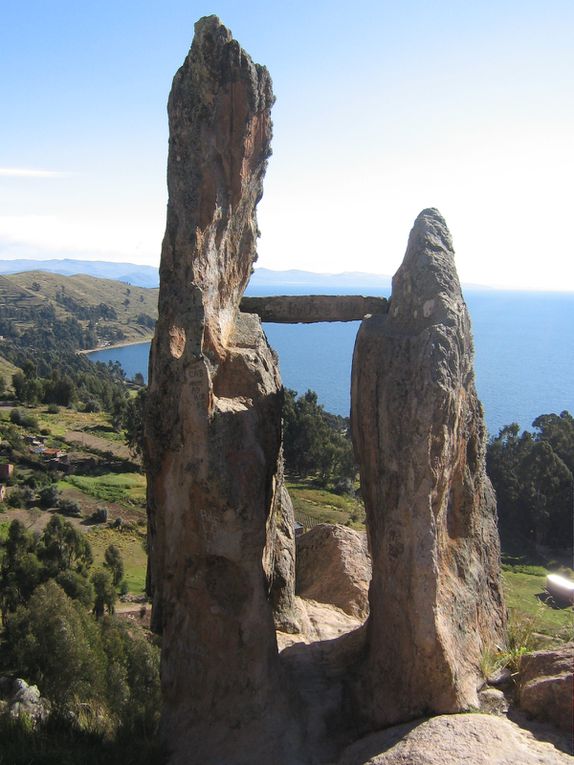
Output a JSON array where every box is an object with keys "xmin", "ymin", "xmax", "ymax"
[{"xmin": 0, "ymin": 271, "xmax": 159, "ymax": 349}]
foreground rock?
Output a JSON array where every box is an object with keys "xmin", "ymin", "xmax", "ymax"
[
  {"xmin": 351, "ymin": 208, "xmax": 506, "ymax": 728},
  {"xmin": 144, "ymin": 16, "xmax": 301, "ymax": 764},
  {"xmin": 0, "ymin": 677, "xmax": 50, "ymax": 724},
  {"xmin": 336, "ymin": 713, "xmax": 572, "ymax": 765},
  {"xmin": 517, "ymin": 644, "xmax": 574, "ymax": 734},
  {"xmin": 296, "ymin": 524, "xmax": 371, "ymax": 620}
]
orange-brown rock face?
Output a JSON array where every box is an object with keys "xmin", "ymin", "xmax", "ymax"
[
  {"xmin": 351, "ymin": 208, "xmax": 506, "ymax": 728},
  {"xmin": 144, "ymin": 17, "xmax": 300, "ymax": 765}
]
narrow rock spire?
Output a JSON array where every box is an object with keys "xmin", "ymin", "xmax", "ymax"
[
  {"xmin": 351, "ymin": 208, "xmax": 506, "ymax": 727},
  {"xmin": 144, "ymin": 16, "xmax": 301, "ymax": 764}
]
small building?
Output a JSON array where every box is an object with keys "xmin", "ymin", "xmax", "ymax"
[{"xmin": 0, "ymin": 463, "xmax": 14, "ymax": 480}]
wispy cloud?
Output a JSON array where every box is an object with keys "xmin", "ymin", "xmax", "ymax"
[{"xmin": 0, "ymin": 167, "xmax": 71, "ymax": 178}]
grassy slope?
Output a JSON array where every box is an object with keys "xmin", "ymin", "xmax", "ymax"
[
  {"xmin": 88, "ymin": 526, "xmax": 147, "ymax": 593},
  {"xmin": 2, "ymin": 271, "xmax": 158, "ymax": 347},
  {"xmin": 288, "ymin": 479, "xmax": 365, "ymax": 530},
  {"xmin": 63, "ymin": 473, "xmax": 146, "ymax": 506},
  {"xmin": 0, "ymin": 354, "xmax": 21, "ymax": 388}
]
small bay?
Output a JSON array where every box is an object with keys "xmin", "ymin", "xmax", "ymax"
[{"xmin": 87, "ymin": 286, "xmax": 574, "ymax": 437}]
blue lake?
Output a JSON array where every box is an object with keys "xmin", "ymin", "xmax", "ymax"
[{"xmin": 87, "ymin": 286, "xmax": 574, "ymax": 437}]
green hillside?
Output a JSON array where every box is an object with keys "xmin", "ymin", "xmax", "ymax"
[{"xmin": 0, "ymin": 271, "xmax": 158, "ymax": 349}]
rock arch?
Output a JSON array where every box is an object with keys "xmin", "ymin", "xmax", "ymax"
[{"xmin": 144, "ymin": 16, "xmax": 505, "ymax": 765}]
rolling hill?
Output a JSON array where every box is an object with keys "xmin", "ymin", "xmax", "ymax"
[{"xmin": 0, "ymin": 271, "xmax": 159, "ymax": 351}]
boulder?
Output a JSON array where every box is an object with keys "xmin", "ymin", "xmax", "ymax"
[
  {"xmin": 0, "ymin": 677, "xmax": 50, "ymax": 724},
  {"xmin": 336, "ymin": 713, "xmax": 572, "ymax": 765},
  {"xmin": 517, "ymin": 643, "xmax": 574, "ymax": 734},
  {"xmin": 143, "ymin": 16, "xmax": 301, "ymax": 764},
  {"xmin": 351, "ymin": 208, "xmax": 506, "ymax": 728},
  {"xmin": 296, "ymin": 524, "xmax": 371, "ymax": 620}
]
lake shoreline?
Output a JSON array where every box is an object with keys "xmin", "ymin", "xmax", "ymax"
[{"xmin": 80, "ymin": 336, "xmax": 154, "ymax": 356}]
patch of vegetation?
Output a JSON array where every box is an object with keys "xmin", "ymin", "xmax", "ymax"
[
  {"xmin": 1, "ymin": 581, "xmax": 161, "ymax": 763},
  {"xmin": 88, "ymin": 527, "xmax": 147, "ymax": 594},
  {"xmin": 502, "ymin": 567, "xmax": 573, "ymax": 640},
  {"xmin": 487, "ymin": 411, "xmax": 572, "ymax": 548},
  {"xmin": 64, "ymin": 473, "xmax": 146, "ymax": 507},
  {"xmin": 288, "ymin": 479, "xmax": 365, "ymax": 530},
  {"xmin": 284, "ymin": 389, "xmax": 356, "ymax": 491}
]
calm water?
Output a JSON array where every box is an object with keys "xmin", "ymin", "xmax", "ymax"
[{"xmin": 88, "ymin": 286, "xmax": 574, "ymax": 437}]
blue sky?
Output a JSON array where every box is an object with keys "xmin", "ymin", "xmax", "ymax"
[{"xmin": 1, "ymin": 0, "xmax": 572, "ymax": 290}]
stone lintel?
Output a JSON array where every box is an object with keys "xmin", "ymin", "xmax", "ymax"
[{"xmin": 240, "ymin": 295, "xmax": 389, "ymax": 323}]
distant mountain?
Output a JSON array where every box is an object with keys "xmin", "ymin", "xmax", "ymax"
[
  {"xmin": 0, "ymin": 260, "xmax": 395, "ymax": 291},
  {"xmin": 0, "ymin": 259, "xmax": 496, "ymax": 293},
  {"xmin": 0, "ymin": 259, "xmax": 160, "ymax": 288}
]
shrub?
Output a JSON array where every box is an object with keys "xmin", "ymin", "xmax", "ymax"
[
  {"xmin": 58, "ymin": 498, "xmax": 82, "ymax": 517},
  {"xmin": 90, "ymin": 507, "xmax": 108, "ymax": 524},
  {"xmin": 9, "ymin": 408, "xmax": 38, "ymax": 429},
  {"xmin": 46, "ymin": 403, "xmax": 60, "ymax": 414},
  {"xmin": 38, "ymin": 484, "xmax": 60, "ymax": 509},
  {"xmin": 7, "ymin": 488, "xmax": 27, "ymax": 508}
]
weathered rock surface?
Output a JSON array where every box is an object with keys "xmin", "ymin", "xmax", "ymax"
[
  {"xmin": 478, "ymin": 687, "xmax": 509, "ymax": 716},
  {"xmin": 336, "ymin": 713, "xmax": 572, "ymax": 765},
  {"xmin": 241, "ymin": 295, "xmax": 388, "ymax": 323},
  {"xmin": 144, "ymin": 16, "xmax": 301, "ymax": 764},
  {"xmin": 296, "ymin": 524, "xmax": 371, "ymax": 619},
  {"xmin": 280, "ymin": 613, "xmax": 366, "ymax": 764},
  {"xmin": 517, "ymin": 644, "xmax": 574, "ymax": 734},
  {"xmin": 351, "ymin": 208, "xmax": 506, "ymax": 728},
  {"xmin": 0, "ymin": 677, "xmax": 50, "ymax": 724}
]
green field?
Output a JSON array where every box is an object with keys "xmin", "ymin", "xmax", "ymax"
[
  {"xmin": 62, "ymin": 472, "xmax": 146, "ymax": 507},
  {"xmin": 88, "ymin": 526, "xmax": 147, "ymax": 593},
  {"xmin": 288, "ymin": 480, "xmax": 365, "ymax": 529},
  {"xmin": 502, "ymin": 566, "xmax": 573, "ymax": 642}
]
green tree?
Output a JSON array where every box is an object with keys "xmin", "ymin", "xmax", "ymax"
[
  {"xmin": 56, "ymin": 569, "xmax": 95, "ymax": 608},
  {"xmin": 104, "ymin": 544, "xmax": 124, "ymax": 587},
  {"xmin": 123, "ymin": 387, "xmax": 146, "ymax": 458},
  {"xmin": 0, "ymin": 520, "xmax": 43, "ymax": 622},
  {"xmin": 38, "ymin": 514, "xmax": 93, "ymax": 576},
  {"xmin": 487, "ymin": 412, "xmax": 573, "ymax": 547},
  {"xmin": 5, "ymin": 580, "xmax": 107, "ymax": 707},
  {"xmin": 283, "ymin": 389, "xmax": 356, "ymax": 488},
  {"xmin": 100, "ymin": 617, "xmax": 161, "ymax": 734},
  {"xmin": 11, "ymin": 372, "xmax": 26, "ymax": 401},
  {"xmin": 92, "ymin": 569, "xmax": 117, "ymax": 619},
  {"xmin": 38, "ymin": 484, "xmax": 60, "ymax": 509}
]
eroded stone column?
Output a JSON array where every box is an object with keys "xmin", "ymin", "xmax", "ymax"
[
  {"xmin": 351, "ymin": 208, "xmax": 506, "ymax": 728},
  {"xmin": 144, "ymin": 16, "xmax": 300, "ymax": 764}
]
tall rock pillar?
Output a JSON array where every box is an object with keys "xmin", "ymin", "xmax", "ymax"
[
  {"xmin": 351, "ymin": 208, "xmax": 506, "ymax": 728},
  {"xmin": 144, "ymin": 16, "xmax": 300, "ymax": 764}
]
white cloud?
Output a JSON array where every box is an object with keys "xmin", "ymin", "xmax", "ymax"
[{"xmin": 0, "ymin": 168, "xmax": 71, "ymax": 178}]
